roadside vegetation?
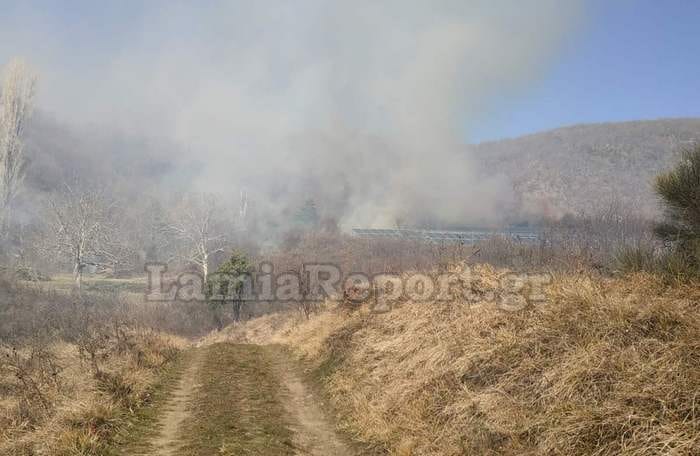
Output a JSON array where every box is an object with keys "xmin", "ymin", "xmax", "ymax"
[
  {"xmin": 0, "ymin": 279, "xmax": 186, "ymax": 455},
  {"xmin": 223, "ymin": 266, "xmax": 700, "ymax": 455}
]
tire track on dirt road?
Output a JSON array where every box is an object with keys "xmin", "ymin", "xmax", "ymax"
[{"xmin": 147, "ymin": 348, "xmax": 204, "ymax": 456}]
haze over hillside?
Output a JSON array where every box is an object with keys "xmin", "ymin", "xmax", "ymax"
[
  {"xmin": 474, "ymin": 118, "xmax": 700, "ymax": 220},
  {"xmin": 23, "ymin": 113, "xmax": 194, "ymax": 194},
  {"xmin": 21, "ymin": 116, "xmax": 700, "ymax": 230},
  {"xmin": 1, "ymin": 2, "xmax": 588, "ymax": 231}
]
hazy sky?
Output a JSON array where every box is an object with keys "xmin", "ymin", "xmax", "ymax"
[
  {"xmin": 1, "ymin": 0, "xmax": 697, "ymax": 227},
  {"xmin": 1, "ymin": 0, "xmax": 696, "ymax": 143}
]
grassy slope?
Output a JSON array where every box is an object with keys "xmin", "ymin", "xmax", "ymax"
[{"xmin": 226, "ymin": 266, "xmax": 700, "ymax": 455}]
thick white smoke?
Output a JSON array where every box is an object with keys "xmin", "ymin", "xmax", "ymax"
[{"xmin": 0, "ymin": 0, "xmax": 584, "ymax": 228}]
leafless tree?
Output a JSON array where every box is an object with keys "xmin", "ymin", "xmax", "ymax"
[
  {"xmin": 162, "ymin": 193, "xmax": 227, "ymax": 282},
  {"xmin": 92, "ymin": 208, "xmax": 143, "ymax": 276},
  {"xmin": 0, "ymin": 58, "xmax": 37, "ymax": 236},
  {"xmin": 44, "ymin": 183, "xmax": 117, "ymax": 289},
  {"xmin": 93, "ymin": 220, "xmax": 139, "ymax": 276}
]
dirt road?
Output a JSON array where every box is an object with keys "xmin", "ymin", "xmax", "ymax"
[
  {"xmin": 149, "ymin": 349, "xmax": 205, "ymax": 456},
  {"xmin": 128, "ymin": 343, "xmax": 354, "ymax": 456}
]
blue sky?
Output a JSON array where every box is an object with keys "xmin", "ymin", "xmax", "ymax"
[{"xmin": 471, "ymin": 0, "xmax": 700, "ymax": 142}]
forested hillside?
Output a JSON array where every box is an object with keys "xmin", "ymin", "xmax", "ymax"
[{"xmin": 473, "ymin": 118, "xmax": 700, "ymax": 218}]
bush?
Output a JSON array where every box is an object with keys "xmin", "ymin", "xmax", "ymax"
[
  {"xmin": 207, "ymin": 251, "xmax": 252, "ymax": 328},
  {"xmin": 654, "ymin": 145, "xmax": 700, "ymax": 274},
  {"xmin": 0, "ymin": 278, "xmax": 186, "ymax": 454},
  {"xmin": 657, "ymin": 249, "xmax": 697, "ymax": 281},
  {"xmin": 615, "ymin": 245, "xmax": 697, "ymax": 283},
  {"xmin": 9, "ymin": 266, "xmax": 50, "ymax": 282}
]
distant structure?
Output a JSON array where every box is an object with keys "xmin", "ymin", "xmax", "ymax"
[{"xmin": 352, "ymin": 227, "xmax": 540, "ymax": 244}]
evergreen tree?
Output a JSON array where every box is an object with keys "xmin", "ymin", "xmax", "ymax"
[{"xmin": 654, "ymin": 146, "xmax": 700, "ymax": 269}]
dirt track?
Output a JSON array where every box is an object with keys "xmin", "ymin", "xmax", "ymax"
[
  {"xmin": 148, "ymin": 349, "xmax": 204, "ymax": 455},
  {"xmin": 135, "ymin": 343, "xmax": 353, "ymax": 456}
]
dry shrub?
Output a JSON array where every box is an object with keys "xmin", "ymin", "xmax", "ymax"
[
  {"xmin": 1, "ymin": 340, "xmax": 62, "ymax": 416},
  {"xmin": 234, "ymin": 267, "xmax": 700, "ymax": 455},
  {"xmin": 0, "ymin": 277, "xmax": 187, "ymax": 454},
  {"xmin": 263, "ymin": 204, "xmax": 655, "ymax": 283},
  {"xmin": 122, "ymin": 299, "xmax": 227, "ymax": 337},
  {"xmin": 0, "ymin": 331, "xmax": 185, "ymax": 455}
]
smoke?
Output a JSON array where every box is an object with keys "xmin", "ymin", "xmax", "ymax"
[{"xmin": 0, "ymin": 0, "xmax": 584, "ymax": 229}]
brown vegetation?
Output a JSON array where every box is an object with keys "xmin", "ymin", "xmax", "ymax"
[
  {"xmin": 224, "ymin": 266, "xmax": 700, "ymax": 455},
  {"xmin": 0, "ymin": 277, "xmax": 186, "ymax": 455}
]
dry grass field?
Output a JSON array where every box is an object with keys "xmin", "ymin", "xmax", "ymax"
[
  {"xmin": 0, "ymin": 278, "xmax": 187, "ymax": 455},
  {"xmin": 217, "ymin": 265, "xmax": 700, "ymax": 455}
]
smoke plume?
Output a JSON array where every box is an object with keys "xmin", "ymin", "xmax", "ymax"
[{"xmin": 0, "ymin": 0, "xmax": 584, "ymax": 229}]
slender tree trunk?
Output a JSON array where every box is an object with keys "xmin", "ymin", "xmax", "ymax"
[
  {"xmin": 0, "ymin": 206, "xmax": 7, "ymax": 239},
  {"xmin": 202, "ymin": 252, "xmax": 209, "ymax": 283},
  {"xmin": 73, "ymin": 261, "xmax": 82, "ymax": 290},
  {"xmin": 0, "ymin": 194, "xmax": 12, "ymax": 242},
  {"xmin": 233, "ymin": 299, "xmax": 241, "ymax": 322},
  {"xmin": 74, "ymin": 248, "xmax": 82, "ymax": 291},
  {"xmin": 0, "ymin": 213, "xmax": 7, "ymax": 257}
]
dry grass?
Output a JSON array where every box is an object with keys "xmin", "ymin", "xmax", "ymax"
[
  {"xmin": 0, "ymin": 330, "xmax": 186, "ymax": 455},
  {"xmin": 0, "ymin": 277, "xmax": 188, "ymax": 455},
  {"xmin": 0, "ymin": 332, "xmax": 184, "ymax": 456},
  {"xmin": 228, "ymin": 266, "xmax": 700, "ymax": 455}
]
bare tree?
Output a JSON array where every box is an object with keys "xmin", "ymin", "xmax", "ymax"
[
  {"xmin": 91, "ymin": 199, "xmax": 149, "ymax": 276},
  {"xmin": 0, "ymin": 58, "xmax": 37, "ymax": 236},
  {"xmin": 162, "ymin": 193, "xmax": 227, "ymax": 282},
  {"xmin": 93, "ymin": 221, "xmax": 138, "ymax": 276},
  {"xmin": 44, "ymin": 183, "xmax": 117, "ymax": 289}
]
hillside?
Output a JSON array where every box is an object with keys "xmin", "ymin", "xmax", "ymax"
[
  {"xmin": 472, "ymin": 118, "xmax": 700, "ymax": 218},
  {"xmin": 19, "ymin": 116, "xmax": 700, "ymax": 225}
]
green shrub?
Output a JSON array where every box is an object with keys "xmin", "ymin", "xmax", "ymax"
[
  {"xmin": 206, "ymin": 252, "xmax": 252, "ymax": 328},
  {"xmin": 654, "ymin": 146, "xmax": 700, "ymax": 274}
]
